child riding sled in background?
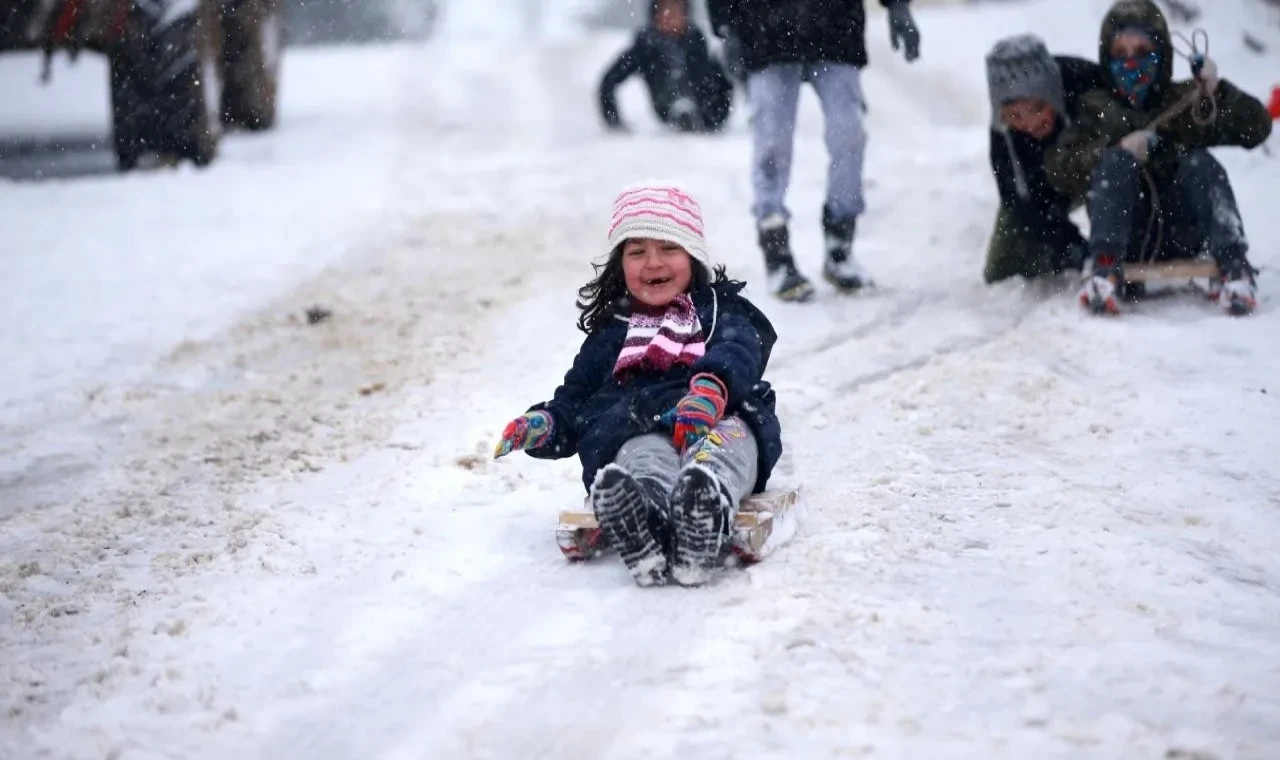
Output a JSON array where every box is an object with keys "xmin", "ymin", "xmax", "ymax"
[
  {"xmin": 493, "ymin": 183, "xmax": 783, "ymax": 588},
  {"xmin": 1044, "ymin": 0, "xmax": 1272, "ymax": 316}
]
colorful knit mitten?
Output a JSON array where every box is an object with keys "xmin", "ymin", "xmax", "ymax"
[
  {"xmin": 664, "ymin": 374, "xmax": 727, "ymax": 451},
  {"xmin": 493, "ymin": 411, "xmax": 554, "ymax": 459}
]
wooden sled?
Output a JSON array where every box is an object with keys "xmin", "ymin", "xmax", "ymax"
[
  {"xmin": 556, "ymin": 489, "xmax": 801, "ymax": 565},
  {"xmin": 1122, "ymin": 259, "xmax": 1220, "ymax": 284}
]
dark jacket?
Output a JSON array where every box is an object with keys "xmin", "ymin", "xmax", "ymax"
[
  {"xmin": 1045, "ymin": 0, "xmax": 1272, "ymax": 201},
  {"xmin": 708, "ymin": 0, "xmax": 902, "ymax": 73},
  {"xmin": 989, "ymin": 56, "xmax": 1108, "ymax": 250},
  {"xmin": 599, "ymin": 26, "xmax": 730, "ymax": 127},
  {"xmin": 525, "ymin": 281, "xmax": 783, "ymax": 494}
]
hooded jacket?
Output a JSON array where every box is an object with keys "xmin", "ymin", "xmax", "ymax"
[
  {"xmin": 1044, "ymin": 0, "xmax": 1272, "ymax": 200},
  {"xmin": 524, "ymin": 281, "xmax": 783, "ymax": 495}
]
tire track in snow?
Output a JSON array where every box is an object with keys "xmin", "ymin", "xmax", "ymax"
[
  {"xmin": 765, "ymin": 283, "xmax": 1048, "ymax": 427},
  {"xmin": 767, "ymin": 291, "xmax": 933, "ymax": 371},
  {"xmin": 828, "ymin": 294, "xmax": 1041, "ymax": 395}
]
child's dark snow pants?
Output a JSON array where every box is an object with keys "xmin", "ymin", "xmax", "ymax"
[{"xmin": 1087, "ymin": 147, "xmax": 1249, "ymax": 265}]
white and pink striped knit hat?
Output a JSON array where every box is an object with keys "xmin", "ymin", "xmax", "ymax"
[{"xmin": 605, "ymin": 181, "xmax": 711, "ymax": 269}]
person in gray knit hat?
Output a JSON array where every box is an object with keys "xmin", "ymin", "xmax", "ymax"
[
  {"xmin": 987, "ymin": 34, "xmax": 1067, "ymax": 134},
  {"xmin": 982, "ymin": 34, "xmax": 1107, "ymax": 284}
]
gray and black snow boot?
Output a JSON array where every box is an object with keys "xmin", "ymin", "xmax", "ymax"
[
  {"xmin": 668, "ymin": 465, "xmax": 735, "ymax": 587},
  {"xmin": 821, "ymin": 205, "xmax": 871, "ymax": 292},
  {"xmin": 759, "ymin": 215, "xmax": 814, "ymax": 302},
  {"xmin": 590, "ymin": 464, "xmax": 670, "ymax": 587}
]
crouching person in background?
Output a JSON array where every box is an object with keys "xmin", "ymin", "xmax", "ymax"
[
  {"xmin": 598, "ymin": 0, "xmax": 734, "ymax": 134},
  {"xmin": 983, "ymin": 35, "xmax": 1107, "ymax": 284}
]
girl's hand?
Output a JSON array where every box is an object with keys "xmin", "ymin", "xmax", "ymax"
[
  {"xmin": 663, "ymin": 374, "xmax": 727, "ymax": 451},
  {"xmin": 493, "ymin": 411, "xmax": 554, "ymax": 459}
]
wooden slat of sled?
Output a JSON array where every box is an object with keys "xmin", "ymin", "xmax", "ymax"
[
  {"xmin": 558, "ymin": 509, "xmax": 770, "ymax": 531},
  {"xmin": 560, "ymin": 489, "xmax": 797, "ymax": 530},
  {"xmin": 1124, "ymin": 260, "xmax": 1219, "ymax": 282}
]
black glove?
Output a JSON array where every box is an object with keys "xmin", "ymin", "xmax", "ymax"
[{"xmin": 888, "ymin": 2, "xmax": 920, "ymax": 62}]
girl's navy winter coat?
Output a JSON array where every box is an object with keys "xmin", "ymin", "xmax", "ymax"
[{"xmin": 525, "ymin": 281, "xmax": 782, "ymax": 494}]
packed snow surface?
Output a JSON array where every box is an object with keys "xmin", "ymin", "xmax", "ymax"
[{"xmin": 2, "ymin": 0, "xmax": 1278, "ymax": 758}]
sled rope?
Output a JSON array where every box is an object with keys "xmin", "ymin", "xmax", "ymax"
[
  {"xmin": 1150, "ymin": 28, "xmax": 1218, "ymax": 130},
  {"xmin": 1139, "ymin": 28, "xmax": 1219, "ymax": 264}
]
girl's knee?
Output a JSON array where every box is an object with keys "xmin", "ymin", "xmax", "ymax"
[{"xmin": 615, "ymin": 433, "xmax": 679, "ymax": 467}]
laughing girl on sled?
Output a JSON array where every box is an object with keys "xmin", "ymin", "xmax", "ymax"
[{"xmin": 492, "ymin": 183, "xmax": 782, "ymax": 588}]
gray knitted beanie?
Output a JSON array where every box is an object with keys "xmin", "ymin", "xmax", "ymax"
[{"xmin": 985, "ymin": 34, "xmax": 1067, "ymax": 130}]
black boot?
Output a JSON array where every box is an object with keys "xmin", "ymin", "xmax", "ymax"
[
  {"xmin": 668, "ymin": 465, "xmax": 735, "ymax": 587},
  {"xmin": 590, "ymin": 464, "xmax": 670, "ymax": 587},
  {"xmin": 821, "ymin": 205, "xmax": 869, "ymax": 291},
  {"xmin": 758, "ymin": 215, "xmax": 814, "ymax": 302}
]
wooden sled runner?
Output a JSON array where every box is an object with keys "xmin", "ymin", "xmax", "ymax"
[{"xmin": 556, "ymin": 489, "xmax": 802, "ymax": 565}]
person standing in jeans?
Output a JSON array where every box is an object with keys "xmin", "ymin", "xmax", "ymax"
[{"xmin": 708, "ymin": 0, "xmax": 921, "ymax": 301}]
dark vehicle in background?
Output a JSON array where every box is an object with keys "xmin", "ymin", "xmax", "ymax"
[{"xmin": 0, "ymin": 0, "xmax": 283, "ymax": 170}]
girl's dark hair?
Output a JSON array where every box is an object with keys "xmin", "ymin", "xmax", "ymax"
[{"xmin": 576, "ymin": 245, "xmax": 732, "ymax": 334}]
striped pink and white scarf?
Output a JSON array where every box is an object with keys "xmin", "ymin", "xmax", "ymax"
[{"xmin": 612, "ymin": 293, "xmax": 705, "ymax": 381}]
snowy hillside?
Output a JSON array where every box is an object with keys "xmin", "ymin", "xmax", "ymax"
[{"xmin": 2, "ymin": 0, "xmax": 1278, "ymax": 758}]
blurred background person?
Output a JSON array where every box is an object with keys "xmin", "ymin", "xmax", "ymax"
[{"xmin": 598, "ymin": 0, "xmax": 735, "ymax": 134}]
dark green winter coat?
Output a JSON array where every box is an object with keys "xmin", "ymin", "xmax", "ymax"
[{"xmin": 1044, "ymin": 0, "xmax": 1272, "ymax": 201}]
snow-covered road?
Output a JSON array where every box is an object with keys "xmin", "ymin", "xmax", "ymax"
[{"xmin": 3, "ymin": 0, "xmax": 1279, "ymax": 757}]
